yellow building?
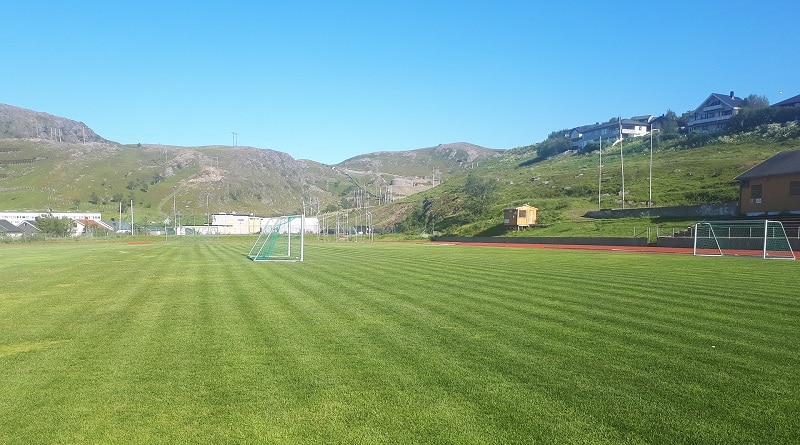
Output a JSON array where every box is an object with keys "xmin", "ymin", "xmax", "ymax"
[{"xmin": 503, "ymin": 204, "xmax": 538, "ymax": 229}]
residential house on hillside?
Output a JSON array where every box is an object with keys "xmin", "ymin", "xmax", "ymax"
[
  {"xmin": 569, "ymin": 116, "xmax": 652, "ymax": 150},
  {"xmin": 687, "ymin": 91, "xmax": 744, "ymax": 132},
  {"xmin": 773, "ymin": 93, "xmax": 800, "ymax": 108},
  {"xmin": 735, "ymin": 150, "xmax": 800, "ymax": 215}
]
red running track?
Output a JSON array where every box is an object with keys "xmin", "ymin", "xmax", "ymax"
[
  {"xmin": 436, "ymin": 242, "xmax": 796, "ymax": 259},
  {"xmin": 433, "ymin": 241, "xmax": 694, "ymax": 255}
]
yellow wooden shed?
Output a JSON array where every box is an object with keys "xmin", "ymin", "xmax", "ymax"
[{"xmin": 503, "ymin": 204, "xmax": 538, "ymax": 229}]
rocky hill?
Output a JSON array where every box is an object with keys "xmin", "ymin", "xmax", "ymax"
[
  {"xmin": 0, "ymin": 104, "xmax": 502, "ymax": 220},
  {"xmin": 0, "ymin": 103, "xmax": 109, "ymax": 144}
]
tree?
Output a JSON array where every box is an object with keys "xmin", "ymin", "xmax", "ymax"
[
  {"xmin": 535, "ymin": 136, "xmax": 572, "ymax": 159},
  {"xmin": 35, "ymin": 216, "xmax": 75, "ymax": 237},
  {"xmin": 743, "ymin": 94, "xmax": 770, "ymax": 109},
  {"xmin": 463, "ymin": 172, "xmax": 498, "ymax": 215},
  {"xmin": 660, "ymin": 109, "xmax": 679, "ymax": 137}
]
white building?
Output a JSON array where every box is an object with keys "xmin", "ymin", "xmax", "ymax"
[
  {"xmin": 0, "ymin": 211, "xmax": 102, "ymax": 224},
  {"xmin": 569, "ymin": 116, "xmax": 652, "ymax": 150},
  {"xmin": 192, "ymin": 213, "xmax": 319, "ymax": 235}
]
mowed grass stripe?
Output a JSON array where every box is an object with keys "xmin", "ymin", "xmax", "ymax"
[
  {"xmin": 310, "ymin": 243, "xmax": 796, "ymax": 440},
  {"xmin": 283, "ymin": 246, "xmax": 619, "ymax": 443},
  {"xmin": 306, "ymin": 243, "xmax": 799, "ymax": 442},
  {"xmin": 241, "ymin": 252, "xmax": 525, "ymax": 442},
  {"xmin": 310, "ymin": 246, "xmax": 680, "ymax": 440},
  {"xmin": 0, "ymin": 240, "xmax": 798, "ymax": 444}
]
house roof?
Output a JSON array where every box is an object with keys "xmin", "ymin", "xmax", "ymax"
[
  {"xmin": 630, "ymin": 115, "xmax": 654, "ymax": 123},
  {"xmin": 76, "ymin": 219, "xmax": 114, "ymax": 230},
  {"xmin": 691, "ymin": 92, "xmax": 745, "ymax": 115},
  {"xmin": 711, "ymin": 92, "xmax": 745, "ymax": 109},
  {"xmin": 17, "ymin": 221, "xmax": 40, "ymax": 234},
  {"xmin": 773, "ymin": 93, "xmax": 800, "ymax": 107},
  {"xmin": 735, "ymin": 150, "xmax": 800, "ymax": 180},
  {"xmin": 503, "ymin": 204, "xmax": 537, "ymax": 210},
  {"xmin": 572, "ymin": 118, "xmax": 647, "ymax": 133},
  {"xmin": 0, "ymin": 219, "xmax": 24, "ymax": 233}
]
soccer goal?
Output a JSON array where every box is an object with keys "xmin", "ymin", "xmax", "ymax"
[
  {"xmin": 693, "ymin": 220, "xmax": 795, "ymax": 259},
  {"xmin": 248, "ymin": 214, "xmax": 305, "ymax": 262}
]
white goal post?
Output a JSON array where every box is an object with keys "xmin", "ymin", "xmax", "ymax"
[
  {"xmin": 247, "ymin": 214, "xmax": 305, "ymax": 262},
  {"xmin": 693, "ymin": 220, "xmax": 795, "ymax": 260}
]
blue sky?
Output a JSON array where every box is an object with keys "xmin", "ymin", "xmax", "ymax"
[{"xmin": 3, "ymin": 1, "xmax": 798, "ymax": 164}]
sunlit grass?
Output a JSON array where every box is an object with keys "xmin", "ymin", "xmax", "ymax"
[{"xmin": 0, "ymin": 239, "xmax": 798, "ymax": 443}]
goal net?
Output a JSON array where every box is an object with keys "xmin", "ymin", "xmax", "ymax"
[
  {"xmin": 248, "ymin": 214, "xmax": 305, "ymax": 262},
  {"xmin": 693, "ymin": 220, "xmax": 795, "ymax": 259}
]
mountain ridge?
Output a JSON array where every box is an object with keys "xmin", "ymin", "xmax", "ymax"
[{"xmin": 0, "ymin": 103, "xmax": 500, "ymax": 220}]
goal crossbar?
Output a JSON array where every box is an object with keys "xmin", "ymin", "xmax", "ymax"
[{"xmin": 693, "ymin": 219, "xmax": 795, "ymax": 260}]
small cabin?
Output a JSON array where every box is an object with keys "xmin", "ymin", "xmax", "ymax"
[{"xmin": 503, "ymin": 204, "xmax": 538, "ymax": 230}]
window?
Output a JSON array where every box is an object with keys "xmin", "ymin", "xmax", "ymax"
[
  {"xmin": 790, "ymin": 181, "xmax": 800, "ymax": 196},
  {"xmin": 518, "ymin": 210, "xmax": 526, "ymax": 218},
  {"xmin": 751, "ymin": 184, "xmax": 762, "ymax": 199}
]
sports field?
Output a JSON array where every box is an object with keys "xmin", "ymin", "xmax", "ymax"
[{"xmin": 1, "ymin": 238, "xmax": 798, "ymax": 444}]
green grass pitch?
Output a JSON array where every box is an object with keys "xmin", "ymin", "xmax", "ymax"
[{"xmin": 0, "ymin": 238, "xmax": 798, "ymax": 444}]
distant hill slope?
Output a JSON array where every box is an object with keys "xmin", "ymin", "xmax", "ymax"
[
  {"xmin": 338, "ymin": 142, "xmax": 502, "ymax": 176},
  {"xmin": 0, "ymin": 103, "xmax": 109, "ymax": 143},
  {"xmin": 335, "ymin": 142, "xmax": 504, "ymax": 200},
  {"xmin": 0, "ymin": 138, "xmax": 346, "ymax": 219}
]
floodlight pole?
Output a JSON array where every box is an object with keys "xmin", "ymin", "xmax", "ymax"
[
  {"xmin": 618, "ymin": 117, "xmax": 625, "ymax": 210},
  {"xmin": 649, "ymin": 127, "xmax": 659, "ymax": 208},
  {"xmin": 598, "ymin": 136, "xmax": 602, "ymax": 210}
]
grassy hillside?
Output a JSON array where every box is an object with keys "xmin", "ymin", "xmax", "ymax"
[
  {"xmin": 386, "ymin": 123, "xmax": 800, "ymax": 237},
  {"xmin": 0, "ymin": 139, "xmax": 341, "ymax": 222},
  {"xmin": 0, "ymin": 137, "xmax": 502, "ymax": 225},
  {"xmin": 337, "ymin": 142, "xmax": 502, "ymax": 178}
]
